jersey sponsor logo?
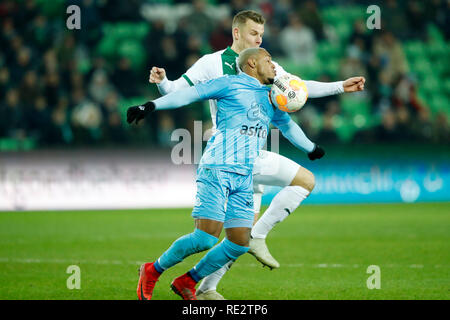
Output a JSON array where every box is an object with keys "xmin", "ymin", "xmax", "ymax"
[
  {"xmin": 240, "ymin": 124, "xmax": 267, "ymax": 138},
  {"xmin": 247, "ymin": 102, "xmax": 270, "ymax": 123}
]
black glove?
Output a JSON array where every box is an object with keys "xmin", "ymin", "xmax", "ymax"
[
  {"xmin": 126, "ymin": 101, "xmax": 155, "ymax": 124},
  {"xmin": 308, "ymin": 144, "xmax": 325, "ymax": 160}
]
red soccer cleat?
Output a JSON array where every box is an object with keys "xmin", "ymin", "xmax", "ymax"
[
  {"xmin": 170, "ymin": 273, "xmax": 197, "ymax": 300},
  {"xmin": 137, "ymin": 262, "xmax": 161, "ymax": 300}
]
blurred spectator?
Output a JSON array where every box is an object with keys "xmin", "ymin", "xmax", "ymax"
[
  {"xmin": 19, "ymin": 70, "xmax": 40, "ymax": 108},
  {"xmin": 26, "ymin": 96, "xmax": 53, "ymax": 144},
  {"xmin": 412, "ymin": 108, "xmax": 434, "ymax": 141},
  {"xmin": 0, "ymin": 88, "xmax": 27, "ymax": 138},
  {"xmin": 0, "ymin": 67, "xmax": 10, "ymax": 98},
  {"xmin": 339, "ymin": 49, "xmax": 368, "ymax": 82},
  {"xmin": 157, "ymin": 112, "xmax": 176, "ymax": 147},
  {"xmin": 99, "ymin": 0, "xmax": 143, "ymax": 22},
  {"xmin": 51, "ymin": 96, "xmax": 73, "ymax": 145},
  {"xmin": 373, "ymin": 108, "xmax": 398, "ymax": 142},
  {"xmin": 10, "ymin": 45, "xmax": 32, "ymax": 84},
  {"xmin": 348, "ymin": 19, "xmax": 372, "ymax": 62},
  {"xmin": 297, "ymin": 0, "xmax": 325, "ymax": 40},
  {"xmin": 372, "ymin": 31, "xmax": 409, "ymax": 84},
  {"xmin": 316, "ymin": 105, "xmax": 340, "ymax": 143},
  {"xmin": 405, "ymin": 0, "xmax": 427, "ymax": 39},
  {"xmin": 71, "ymin": 89, "xmax": 103, "ymax": 145},
  {"xmin": 76, "ymin": 0, "xmax": 103, "ymax": 46},
  {"xmin": 432, "ymin": 111, "xmax": 450, "ymax": 143},
  {"xmin": 111, "ymin": 57, "xmax": 139, "ymax": 98},
  {"xmin": 88, "ymin": 69, "xmax": 115, "ymax": 104},
  {"xmin": 382, "ymin": 0, "xmax": 409, "ymax": 39},
  {"xmin": 209, "ymin": 17, "xmax": 233, "ymax": 52},
  {"xmin": 185, "ymin": 0, "xmax": 215, "ymax": 40},
  {"xmin": 272, "ymin": 0, "xmax": 293, "ymax": 28},
  {"xmin": 43, "ymin": 71, "xmax": 61, "ymax": 108},
  {"xmin": 279, "ymin": 14, "xmax": 316, "ymax": 64},
  {"xmin": 391, "ymin": 75, "xmax": 426, "ymax": 115}
]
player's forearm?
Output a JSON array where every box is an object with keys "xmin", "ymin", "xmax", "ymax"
[
  {"xmin": 304, "ymin": 80, "xmax": 344, "ymax": 98},
  {"xmin": 153, "ymin": 86, "xmax": 201, "ymax": 110},
  {"xmin": 156, "ymin": 77, "xmax": 191, "ymax": 96},
  {"xmin": 277, "ymin": 119, "xmax": 315, "ymax": 153}
]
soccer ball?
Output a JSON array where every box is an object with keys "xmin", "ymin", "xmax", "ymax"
[{"xmin": 270, "ymin": 74, "xmax": 308, "ymax": 112}]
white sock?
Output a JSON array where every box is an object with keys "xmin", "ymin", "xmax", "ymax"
[
  {"xmin": 253, "ymin": 191, "xmax": 262, "ymax": 215},
  {"xmin": 251, "ymin": 186, "xmax": 310, "ymax": 239},
  {"xmin": 197, "ymin": 260, "xmax": 234, "ymax": 293}
]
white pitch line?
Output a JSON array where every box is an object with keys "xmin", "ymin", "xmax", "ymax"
[{"xmin": 0, "ymin": 257, "xmax": 447, "ymax": 269}]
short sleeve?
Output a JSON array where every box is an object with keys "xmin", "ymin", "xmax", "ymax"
[
  {"xmin": 194, "ymin": 75, "xmax": 231, "ymax": 100},
  {"xmin": 183, "ymin": 54, "xmax": 218, "ymax": 86}
]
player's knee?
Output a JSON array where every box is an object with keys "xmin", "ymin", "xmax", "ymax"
[
  {"xmin": 291, "ymin": 168, "xmax": 315, "ymax": 192},
  {"xmin": 222, "ymin": 238, "xmax": 250, "ymax": 260},
  {"xmin": 193, "ymin": 228, "xmax": 218, "ymax": 251}
]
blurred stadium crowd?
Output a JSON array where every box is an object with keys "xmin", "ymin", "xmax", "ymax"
[{"xmin": 0, "ymin": 0, "xmax": 449, "ymax": 150}]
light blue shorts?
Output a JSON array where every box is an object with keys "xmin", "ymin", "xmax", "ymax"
[{"xmin": 191, "ymin": 166, "xmax": 254, "ymax": 229}]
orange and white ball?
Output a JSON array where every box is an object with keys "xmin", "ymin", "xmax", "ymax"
[{"xmin": 270, "ymin": 74, "xmax": 308, "ymax": 112}]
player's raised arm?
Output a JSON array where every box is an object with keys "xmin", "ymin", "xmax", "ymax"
[
  {"xmin": 127, "ymin": 76, "xmax": 231, "ymax": 125},
  {"xmin": 150, "ymin": 54, "xmax": 216, "ymax": 96},
  {"xmin": 272, "ymin": 113, "xmax": 325, "ymax": 161},
  {"xmin": 149, "ymin": 66, "xmax": 192, "ymax": 96},
  {"xmin": 126, "ymin": 86, "xmax": 201, "ymax": 124}
]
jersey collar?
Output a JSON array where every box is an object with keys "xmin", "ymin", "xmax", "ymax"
[
  {"xmin": 224, "ymin": 46, "xmax": 239, "ymax": 57},
  {"xmin": 240, "ymin": 72, "xmax": 264, "ymax": 87}
]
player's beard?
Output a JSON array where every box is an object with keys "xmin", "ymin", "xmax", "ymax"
[{"xmin": 266, "ymin": 77, "xmax": 274, "ymax": 85}]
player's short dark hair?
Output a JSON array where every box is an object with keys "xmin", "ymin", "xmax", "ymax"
[{"xmin": 232, "ymin": 10, "xmax": 265, "ymax": 28}]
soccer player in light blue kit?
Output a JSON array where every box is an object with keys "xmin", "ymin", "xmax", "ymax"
[{"xmin": 129, "ymin": 48, "xmax": 317, "ymax": 300}]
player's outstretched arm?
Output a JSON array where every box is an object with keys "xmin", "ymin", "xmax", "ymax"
[
  {"xmin": 126, "ymin": 86, "xmax": 201, "ymax": 124},
  {"xmin": 275, "ymin": 118, "xmax": 325, "ymax": 161},
  {"xmin": 149, "ymin": 67, "xmax": 191, "ymax": 96},
  {"xmin": 273, "ymin": 61, "xmax": 364, "ymax": 98},
  {"xmin": 303, "ymin": 76, "xmax": 365, "ymax": 98}
]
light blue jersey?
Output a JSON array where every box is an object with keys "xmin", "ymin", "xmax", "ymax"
[
  {"xmin": 194, "ymin": 73, "xmax": 291, "ymax": 175},
  {"xmin": 152, "ymin": 72, "xmax": 303, "ymax": 228}
]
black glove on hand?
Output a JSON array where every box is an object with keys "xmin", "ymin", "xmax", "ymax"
[
  {"xmin": 126, "ymin": 101, "xmax": 156, "ymax": 124},
  {"xmin": 308, "ymin": 144, "xmax": 325, "ymax": 160}
]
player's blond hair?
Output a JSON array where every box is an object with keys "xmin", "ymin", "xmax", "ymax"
[{"xmin": 232, "ymin": 10, "xmax": 265, "ymax": 28}]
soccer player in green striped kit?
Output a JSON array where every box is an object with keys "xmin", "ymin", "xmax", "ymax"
[{"xmin": 149, "ymin": 10, "xmax": 365, "ymax": 299}]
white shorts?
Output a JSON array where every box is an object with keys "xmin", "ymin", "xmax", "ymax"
[{"xmin": 252, "ymin": 150, "xmax": 300, "ymax": 193}]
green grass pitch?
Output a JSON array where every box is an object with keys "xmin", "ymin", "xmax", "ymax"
[{"xmin": 0, "ymin": 203, "xmax": 449, "ymax": 300}]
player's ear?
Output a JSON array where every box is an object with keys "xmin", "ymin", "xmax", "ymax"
[
  {"xmin": 248, "ymin": 57, "xmax": 256, "ymax": 69},
  {"xmin": 233, "ymin": 27, "xmax": 239, "ymax": 41}
]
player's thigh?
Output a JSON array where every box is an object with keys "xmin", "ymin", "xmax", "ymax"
[
  {"xmin": 290, "ymin": 166, "xmax": 315, "ymax": 192},
  {"xmin": 253, "ymin": 150, "xmax": 300, "ymax": 187},
  {"xmin": 191, "ymin": 167, "xmax": 229, "ymax": 228},
  {"xmin": 224, "ymin": 173, "xmax": 254, "ymax": 231}
]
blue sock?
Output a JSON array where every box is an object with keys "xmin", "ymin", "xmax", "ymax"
[
  {"xmin": 156, "ymin": 228, "xmax": 218, "ymax": 272},
  {"xmin": 189, "ymin": 238, "xmax": 249, "ymax": 282}
]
